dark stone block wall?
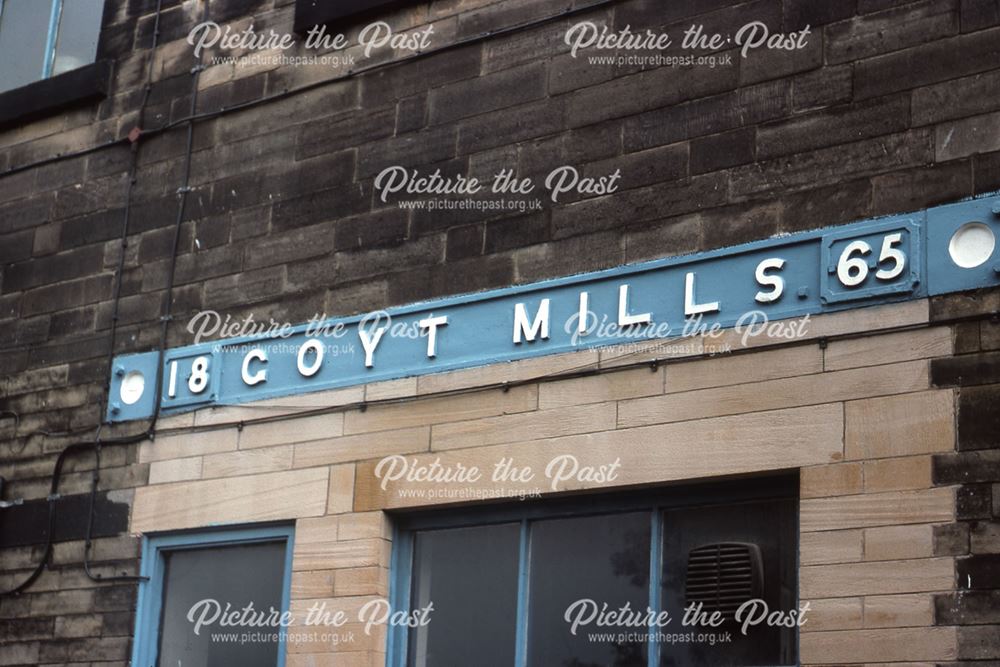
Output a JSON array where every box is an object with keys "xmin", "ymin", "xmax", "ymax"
[
  {"xmin": 0, "ymin": 0, "xmax": 998, "ymax": 663},
  {"xmin": 931, "ymin": 289, "xmax": 1000, "ymax": 664}
]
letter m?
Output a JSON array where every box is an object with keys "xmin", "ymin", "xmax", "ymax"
[{"xmin": 513, "ymin": 299, "xmax": 550, "ymax": 343}]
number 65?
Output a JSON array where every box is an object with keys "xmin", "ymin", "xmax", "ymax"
[{"xmin": 837, "ymin": 233, "xmax": 906, "ymax": 287}]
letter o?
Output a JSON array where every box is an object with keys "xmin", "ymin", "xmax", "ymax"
[{"xmin": 297, "ymin": 339, "xmax": 324, "ymax": 377}]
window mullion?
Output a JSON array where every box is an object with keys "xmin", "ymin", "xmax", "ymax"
[
  {"xmin": 42, "ymin": 0, "xmax": 61, "ymax": 78},
  {"xmin": 647, "ymin": 509, "xmax": 663, "ymax": 667},
  {"xmin": 513, "ymin": 518, "xmax": 531, "ymax": 667}
]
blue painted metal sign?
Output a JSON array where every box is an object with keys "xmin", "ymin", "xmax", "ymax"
[{"xmin": 108, "ymin": 193, "xmax": 1000, "ymax": 422}]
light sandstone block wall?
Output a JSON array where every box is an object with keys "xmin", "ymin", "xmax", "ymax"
[{"xmin": 129, "ymin": 300, "xmax": 961, "ymax": 666}]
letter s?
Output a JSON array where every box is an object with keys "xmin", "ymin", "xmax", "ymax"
[{"xmin": 754, "ymin": 258, "xmax": 785, "ymax": 303}]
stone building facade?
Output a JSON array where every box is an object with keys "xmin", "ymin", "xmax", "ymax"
[{"xmin": 0, "ymin": 0, "xmax": 999, "ymax": 665}]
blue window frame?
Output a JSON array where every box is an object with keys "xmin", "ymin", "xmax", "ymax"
[
  {"xmin": 131, "ymin": 523, "xmax": 296, "ymax": 667},
  {"xmin": 389, "ymin": 475, "xmax": 799, "ymax": 667},
  {"xmin": 0, "ymin": 0, "xmax": 106, "ymax": 94}
]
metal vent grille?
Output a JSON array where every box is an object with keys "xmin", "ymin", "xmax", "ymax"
[{"xmin": 684, "ymin": 542, "xmax": 763, "ymax": 616}]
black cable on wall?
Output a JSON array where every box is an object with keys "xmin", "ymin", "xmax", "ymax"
[{"xmin": 0, "ymin": 0, "xmax": 207, "ymax": 597}]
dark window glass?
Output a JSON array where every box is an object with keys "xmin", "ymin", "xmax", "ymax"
[
  {"xmin": 157, "ymin": 541, "xmax": 286, "ymax": 667},
  {"xmin": 527, "ymin": 512, "xmax": 651, "ymax": 667},
  {"xmin": 407, "ymin": 523, "xmax": 520, "ymax": 667},
  {"xmin": 0, "ymin": 0, "xmax": 53, "ymax": 92},
  {"xmin": 0, "ymin": 0, "xmax": 105, "ymax": 94},
  {"xmin": 660, "ymin": 499, "xmax": 797, "ymax": 666},
  {"xmin": 395, "ymin": 481, "xmax": 798, "ymax": 667},
  {"xmin": 53, "ymin": 0, "xmax": 104, "ymax": 75}
]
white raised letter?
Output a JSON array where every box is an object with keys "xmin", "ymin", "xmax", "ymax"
[
  {"xmin": 577, "ymin": 291, "xmax": 590, "ymax": 335},
  {"xmin": 754, "ymin": 258, "xmax": 786, "ymax": 303},
  {"xmin": 617, "ymin": 284, "xmax": 651, "ymax": 326},
  {"xmin": 241, "ymin": 348, "xmax": 268, "ymax": 385},
  {"xmin": 358, "ymin": 326, "xmax": 387, "ymax": 368},
  {"xmin": 297, "ymin": 339, "xmax": 324, "ymax": 377},
  {"xmin": 684, "ymin": 272, "xmax": 720, "ymax": 315},
  {"xmin": 513, "ymin": 300, "xmax": 550, "ymax": 343},
  {"xmin": 419, "ymin": 315, "xmax": 448, "ymax": 358}
]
